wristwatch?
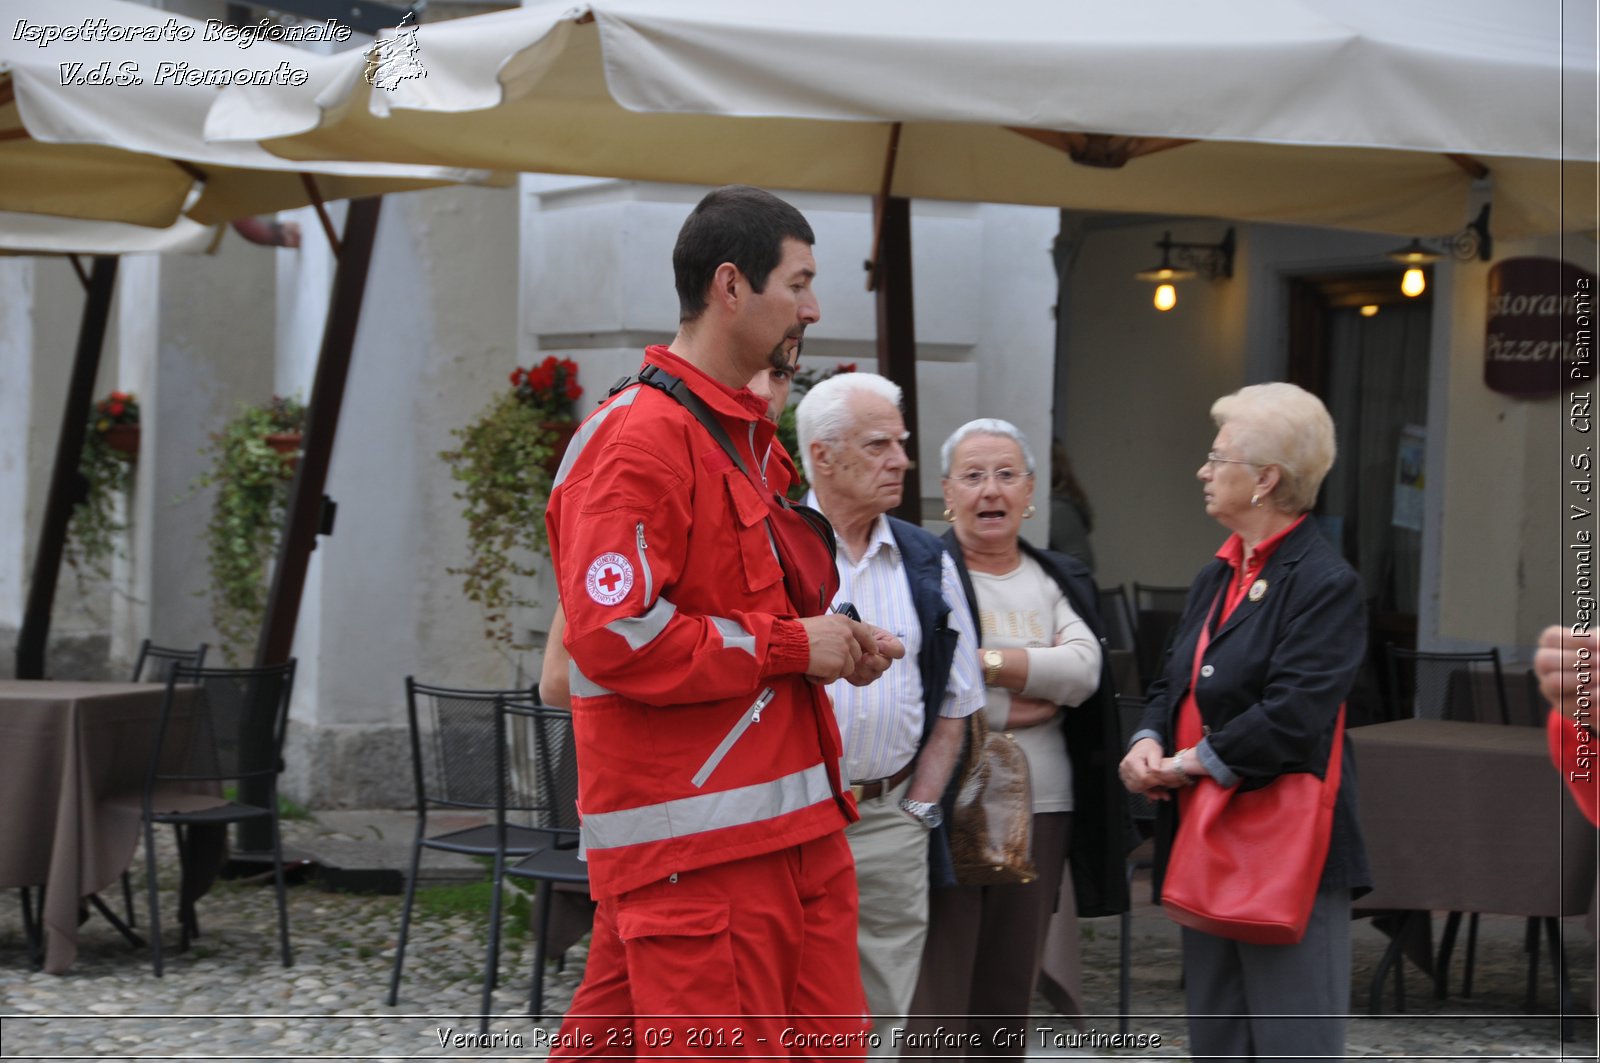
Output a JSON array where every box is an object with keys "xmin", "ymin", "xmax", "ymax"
[
  {"xmin": 899, "ymin": 798, "xmax": 944, "ymax": 829},
  {"xmin": 982, "ymin": 649, "xmax": 1004, "ymax": 686},
  {"xmin": 1172, "ymin": 749, "xmax": 1193, "ymax": 783}
]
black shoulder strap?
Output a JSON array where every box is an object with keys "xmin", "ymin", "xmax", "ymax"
[{"xmin": 610, "ymin": 364, "xmax": 755, "ymax": 481}]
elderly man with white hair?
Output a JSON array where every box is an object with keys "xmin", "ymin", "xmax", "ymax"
[{"xmin": 796, "ymin": 371, "xmax": 984, "ymax": 1047}]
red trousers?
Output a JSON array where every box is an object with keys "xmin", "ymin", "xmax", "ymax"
[{"xmin": 552, "ymin": 831, "xmax": 869, "ymax": 1060}]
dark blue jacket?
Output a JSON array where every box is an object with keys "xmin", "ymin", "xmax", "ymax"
[
  {"xmin": 1135, "ymin": 518, "xmax": 1373, "ymax": 898},
  {"xmin": 886, "ymin": 516, "xmax": 962, "ymax": 888}
]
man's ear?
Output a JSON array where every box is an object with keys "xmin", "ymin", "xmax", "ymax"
[
  {"xmin": 808, "ymin": 440, "xmax": 831, "ymax": 475},
  {"xmin": 710, "ymin": 262, "xmax": 742, "ymax": 312}
]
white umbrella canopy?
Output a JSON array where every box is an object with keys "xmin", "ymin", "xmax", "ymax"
[
  {"xmin": 205, "ymin": 0, "xmax": 1597, "ymax": 238},
  {"xmin": 0, "ymin": 212, "xmax": 217, "ymax": 255},
  {"xmin": 0, "ymin": 0, "xmax": 503, "ymax": 228}
]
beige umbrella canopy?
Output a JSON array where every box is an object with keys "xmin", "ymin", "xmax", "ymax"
[
  {"xmin": 1, "ymin": 0, "xmax": 508, "ymax": 680},
  {"xmin": 0, "ymin": 0, "xmax": 501, "ymax": 229},
  {"xmin": 207, "ymin": 0, "xmax": 1597, "ymax": 239}
]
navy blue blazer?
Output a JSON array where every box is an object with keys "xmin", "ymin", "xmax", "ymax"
[{"xmin": 1135, "ymin": 518, "xmax": 1372, "ymax": 898}]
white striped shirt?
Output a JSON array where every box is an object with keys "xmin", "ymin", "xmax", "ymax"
[{"xmin": 817, "ymin": 509, "xmax": 984, "ymax": 782}]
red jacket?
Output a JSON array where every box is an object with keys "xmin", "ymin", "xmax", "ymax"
[{"xmin": 547, "ymin": 346, "xmax": 855, "ymax": 899}]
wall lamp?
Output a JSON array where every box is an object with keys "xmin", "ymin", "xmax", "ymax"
[
  {"xmin": 1385, "ymin": 204, "xmax": 1492, "ymax": 298},
  {"xmin": 1135, "ymin": 227, "xmax": 1236, "ymax": 312}
]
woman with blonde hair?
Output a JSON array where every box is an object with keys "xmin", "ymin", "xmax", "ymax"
[{"xmin": 1119, "ymin": 382, "xmax": 1370, "ymax": 1058}]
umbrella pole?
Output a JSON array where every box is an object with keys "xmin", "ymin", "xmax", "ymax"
[
  {"xmin": 252, "ymin": 196, "xmax": 382, "ymax": 671},
  {"xmin": 15, "ymin": 255, "xmax": 119, "ymax": 680},
  {"xmin": 234, "ymin": 196, "xmax": 380, "ymax": 854},
  {"xmin": 873, "ymin": 195, "xmax": 922, "ymax": 525}
]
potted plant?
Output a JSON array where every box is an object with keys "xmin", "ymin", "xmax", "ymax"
[
  {"xmin": 191, "ymin": 395, "xmax": 307, "ymax": 664},
  {"xmin": 441, "ymin": 356, "xmax": 583, "ymax": 646},
  {"xmin": 65, "ymin": 391, "xmax": 140, "ymax": 581}
]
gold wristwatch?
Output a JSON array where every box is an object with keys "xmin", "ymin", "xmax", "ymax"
[{"xmin": 983, "ymin": 649, "xmax": 1004, "ymax": 686}]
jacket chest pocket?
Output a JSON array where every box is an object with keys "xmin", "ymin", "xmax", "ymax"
[{"xmin": 725, "ymin": 471, "xmax": 783, "ymax": 595}]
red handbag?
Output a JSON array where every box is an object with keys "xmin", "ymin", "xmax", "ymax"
[{"xmin": 1160, "ymin": 705, "xmax": 1344, "ymax": 945}]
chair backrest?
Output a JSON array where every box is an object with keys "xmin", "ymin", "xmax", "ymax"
[
  {"xmin": 149, "ymin": 661, "xmax": 296, "ymax": 794},
  {"xmin": 1097, "ymin": 584, "xmax": 1139, "ymax": 655},
  {"xmin": 1114, "ymin": 694, "xmax": 1158, "ymax": 836},
  {"xmin": 1385, "ymin": 645, "xmax": 1511, "ymax": 726},
  {"xmin": 498, "ymin": 697, "xmax": 581, "ymax": 843},
  {"xmin": 132, "ymin": 639, "xmax": 208, "ymax": 684},
  {"xmin": 403, "ymin": 677, "xmax": 540, "ymax": 816},
  {"xmin": 1132, "ymin": 582, "xmax": 1190, "ymax": 689}
]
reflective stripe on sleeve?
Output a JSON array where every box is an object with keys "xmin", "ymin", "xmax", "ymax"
[
  {"xmin": 604, "ymin": 597, "xmax": 678, "ymax": 650},
  {"xmin": 710, "ymin": 616, "xmax": 757, "ymax": 657},
  {"xmin": 552, "ymin": 386, "xmax": 639, "ymax": 488},
  {"xmin": 580, "ymin": 763, "xmax": 834, "ymax": 851},
  {"xmin": 568, "ymin": 660, "xmax": 615, "ymax": 699}
]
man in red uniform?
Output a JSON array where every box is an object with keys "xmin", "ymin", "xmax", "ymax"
[{"xmin": 547, "ymin": 186, "xmax": 903, "ymax": 1058}]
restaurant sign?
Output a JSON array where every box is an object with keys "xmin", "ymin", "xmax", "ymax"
[{"xmin": 1484, "ymin": 257, "xmax": 1594, "ymax": 397}]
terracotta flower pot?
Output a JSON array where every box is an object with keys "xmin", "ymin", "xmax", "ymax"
[
  {"xmin": 101, "ymin": 423, "xmax": 140, "ymax": 460},
  {"xmin": 265, "ymin": 431, "xmax": 303, "ymax": 474},
  {"xmin": 541, "ymin": 420, "xmax": 577, "ymax": 475}
]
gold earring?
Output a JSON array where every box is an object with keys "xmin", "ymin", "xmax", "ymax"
[
  {"xmin": 943, "ymin": 507, "xmax": 955, "ymax": 523},
  {"xmin": 1250, "ymin": 493, "xmax": 1261, "ymax": 508},
  {"xmin": 1023, "ymin": 504, "xmax": 1036, "ymax": 519}
]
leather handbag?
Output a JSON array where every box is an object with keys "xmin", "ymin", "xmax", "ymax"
[
  {"xmin": 1160, "ymin": 705, "xmax": 1345, "ymax": 945},
  {"xmin": 948, "ymin": 709, "xmax": 1037, "ymax": 886}
]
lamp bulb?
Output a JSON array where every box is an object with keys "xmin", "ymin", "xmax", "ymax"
[
  {"xmin": 1153, "ymin": 283, "xmax": 1177, "ymax": 312},
  {"xmin": 1401, "ymin": 268, "xmax": 1426, "ymax": 298}
]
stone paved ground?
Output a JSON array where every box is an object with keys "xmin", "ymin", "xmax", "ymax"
[{"xmin": 1, "ymin": 812, "xmax": 1595, "ymax": 1060}]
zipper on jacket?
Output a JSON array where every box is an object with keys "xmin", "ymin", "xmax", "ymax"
[
  {"xmin": 690, "ymin": 687, "xmax": 775, "ymax": 788},
  {"xmin": 635, "ymin": 521, "xmax": 653, "ymax": 604},
  {"xmin": 748, "ymin": 422, "xmax": 767, "ymax": 489}
]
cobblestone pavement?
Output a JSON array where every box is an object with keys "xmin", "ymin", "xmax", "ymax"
[{"xmin": 1, "ymin": 813, "xmax": 1595, "ymax": 1060}]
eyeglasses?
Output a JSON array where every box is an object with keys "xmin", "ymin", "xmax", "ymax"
[
  {"xmin": 1203, "ymin": 451, "xmax": 1258, "ymax": 468},
  {"xmin": 949, "ymin": 468, "xmax": 1030, "ymax": 489}
]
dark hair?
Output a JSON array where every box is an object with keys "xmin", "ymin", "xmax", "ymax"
[
  {"xmin": 1051, "ymin": 438, "xmax": 1094, "ymax": 532},
  {"xmin": 673, "ymin": 186, "xmax": 815, "ymax": 322}
]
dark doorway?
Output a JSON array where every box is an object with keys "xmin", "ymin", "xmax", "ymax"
[{"xmin": 1289, "ymin": 269, "xmax": 1432, "ymax": 722}]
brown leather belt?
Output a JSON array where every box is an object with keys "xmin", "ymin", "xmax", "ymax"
[{"xmin": 850, "ymin": 762, "xmax": 914, "ymax": 802}]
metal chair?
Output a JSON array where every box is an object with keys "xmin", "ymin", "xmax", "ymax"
[
  {"xmin": 1132, "ymin": 582, "xmax": 1189, "ymax": 690},
  {"xmin": 138, "ymin": 661, "xmax": 297, "ymax": 977},
  {"xmin": 1097, "ymin": 584, "xmax": 1142, "ymax": 694},
  {"xmin": 122, "ymin": 640, "xmax": 209, "ymax": 925},
  {"xmin": 387, "ymin": 679, "xmax": 554, "ymax": 1013},
  {"xmin": 1114, "ymin": 693, "xmax": 1158, "ymax": 1035},
  {"xmin": 1385, "ymin": 645, "xmax": 1511, "ymax": 726},
  {"xmin": 499, "ymin": 697, "xmax": 587, "ymax": 1024},
  {"xmin": 132, "ymin": 639, "xmax": 209, "ymax": 684}
]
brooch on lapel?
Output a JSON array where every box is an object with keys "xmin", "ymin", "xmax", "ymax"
[{"xmin": 1248, "ymin": 578, "xmax": 1268, "ymax": 602}]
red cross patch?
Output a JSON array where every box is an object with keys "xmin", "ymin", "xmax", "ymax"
[{"xmin": 585, "ymin": 552, "xmax": 634, "ymax": 606}]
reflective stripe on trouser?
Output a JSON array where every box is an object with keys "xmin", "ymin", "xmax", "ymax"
[
  {"xmin": 551, "ymin": 831, "xmax": 870, "ymax": 1059},
  {"xmin": 580, "ymin": 763, "xmax": 834, "ymax": 852}
]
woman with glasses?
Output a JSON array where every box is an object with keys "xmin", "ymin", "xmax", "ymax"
[
  {"xmin": 905, "ymin": 418, "xmax": 1128, "ymax": 1051},
  {"xmin": 1118, "ymin": 382, "xmax": 1369, "ymax": 1059}
]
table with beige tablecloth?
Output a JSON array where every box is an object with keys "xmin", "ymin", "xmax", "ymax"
[
  {"xmin": 0, "ymin": 680, "xmax": 222, "ymax": 973},
  {"xmin": 1351, "ymin": 717, "xmax": 1595, "ymax": 917}
]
